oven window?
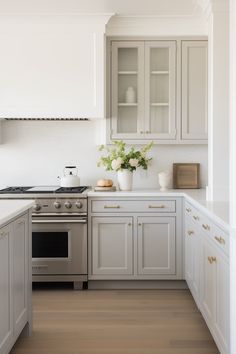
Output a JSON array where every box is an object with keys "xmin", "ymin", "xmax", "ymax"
[{"xmin": 32, "ymin": 232, "xmax": 68, "ymax": 258}]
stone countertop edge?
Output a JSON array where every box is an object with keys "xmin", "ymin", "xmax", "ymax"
[
  {"xmin": 0, "ymin": 200, "xmax": 34, "ymax": 227},
  {"xmin": 87, "ymin": 189, "xmax": 229, "ymax": 232}
]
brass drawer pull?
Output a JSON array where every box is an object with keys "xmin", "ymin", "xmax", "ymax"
[
  {"xmin": 148, "ymin": 205, "xmax": 165, "ymax": 209},
  {"xmin": 104, "ymin": 205, "xmax": 120, "ymax": 209},
  {"xmin": 186, "ymin": 208, "xmax": 191, "ymax": 213},
  {"xmin": 187, "ymin": 230, "xmax": 194, "ymax": 236},
  {"xmin": 128, "ymin": 223, "xmax": 132, "ymax": 226},
  {"xmin": 202, "ymin": 224, "xmax": 210, "ymax": 231},
  {"xmin": 138, "ymin": 223, "xmax": 142, "ymax": 226},
  {"xmin": 214, "ymin": 236, "xmax": 225, "ymax": 245},
  {"xmin": 193, "ymin": 215, "xmax": 199, "ymax": 221},
  {"xmin": 208, "ymin": 256, "xmax": 217, "ymax": 264}
]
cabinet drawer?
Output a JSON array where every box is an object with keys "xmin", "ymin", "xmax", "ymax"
[{"xmin": 91, "ymin": 200, "xmax": 176, "ymax": 213}]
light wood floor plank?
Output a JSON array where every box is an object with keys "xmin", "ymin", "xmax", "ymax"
[{"xmin": 11, "ymin": 289, "xmax": 220, "ymax": 354}]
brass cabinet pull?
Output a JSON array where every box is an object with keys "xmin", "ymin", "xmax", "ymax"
[
  {"xmin": 138, "ymin": 223, "xmax": 142, "ymax": 226},
  {"xmin": 0, "ymin": 231, "xmax": 7, "ymax": 239},
  {"xmin": 186, "ymin": 208, "xmax": 191, "ymax": 213},
  {"xmin": 148, "ymin": 205, "xmax": 165, "ymax": 209},
  {"xmin": 104, "ymin": 205, "xmax": 120, "ymax": 209},
  {"xmin": 187, "ymin": 230, "xmax": 194, "ymax": 236},
  {"xmin": 202, "ymin": 224, "xmax": 210, "ymax": 231},
  {"xmin": 128, "ymin": 223, "xmax": 132, "ymax": 226},
  {"xmin": 193, "ymin": 215, "xmax": 199, "ymax": 221},
  {"xmin": 208, "ymin": 256, "xmax": 217, "ymax": 264},
  {"xmin": 214, "ymin": 236, "xmax": 225, "ymax": 245}
]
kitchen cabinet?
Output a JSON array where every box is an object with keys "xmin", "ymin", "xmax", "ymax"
[
  {"xmin": 185, "ymin": 201, "xmax": 229, "ymax": 354},
  {"xmin": 89, "ymin": 197, "xmax": 183, "ymax": 280},
  {"xmin": 137, "ymin": 216, "xmax": 176, "ymax": 275},
  {"xmin": 110, "ymin": 40, "xmax": 176, "ymax": 141},
  {"xmin": 12, "ymin": 214, "xmax": 29, "ymax": 338},
  {"xmin": 91, "ymin": 216, "xmax": 133, "ymax": 275},
  {"xmin": 182, "ymin": 41, "xmax": 208, "ymax": 141},
  {"xmin": 107, "ymin": 37, "xmax": 208, "ymax": 144},
  {"xmin": 0, "ymin": 224, "xmax": 13, "ymax": 354},
  {"xmin": 184, "ymin": 217, "xmax": 201, "ymax": 306},
  {"xmin": 0, "ymin": 211, "xmax": 31, "ymax": 354}
]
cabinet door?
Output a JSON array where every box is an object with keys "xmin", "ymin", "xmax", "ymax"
[
  {"xmin": 144, "ymin": 41, "xmax": 176, "ymax": 140},
  {"xmin": 185, "ymin": 219, "xmax": 201, "ymax": 303},
  {"xmin": 182, "ymin": 41, "xmax": 208, "ymax": 140},
  {"xmin": 111, "ymin": 41, "xmax": 145, "ymax": 140},
  {"xmin": 214, "ymin": 248, "xmax": 229, "ymax": 353},
  {"xmin": 202, "ymin": 240, "xmax": 216, "ymax": 325},
  {"xmin": 137, "ymin": 216, "xmax": 175, "ymax": 275},
  {"xmin": 0, "ymin": 224, "xmax": 13, "ymax": 354},
  {"xmin": 92, "ymin": 217, "xmax": 133, "ymax": 275},
  {"xmin": 12, "ymin": 215, "xmax": 28, "ymax": 337}
]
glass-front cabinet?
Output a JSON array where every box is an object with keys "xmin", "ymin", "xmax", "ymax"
[{"xmin": 111, "ymin": 40, "xmax": 176, "ymax": 141}]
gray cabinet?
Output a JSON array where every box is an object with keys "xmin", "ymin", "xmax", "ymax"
[
  {"xmin": 110, "ymin": 40, "xmax": 176, "ymax": 141},
  {"xmin": 108, "ymin": 37, "xmax": 208, "ymax": 144},
  {"xmin": 185, "ymin": 201, "xmax": 229, "ymax": 354},
  {"xmin": 0, "ymin": 224, "xmax": 13, "ymax": 354},
  {"xmin": 0, "ymin": 212, "xmax": 31, "ymax": 354},
  {"xmin": 137, "ymin": 216, "xmax": 176, "ymax": 275},
  {"xmin": 181, "ymin": 41, "xmax": 208, "ymax": 141},
  {"xmin": 12, "ymin": 214, "xmax": 29, "ymax": 338},
  {"xmin": 89, "ymin": 197, "xmax": 183, "ymax": 280},
  {"xmin": 92, "ymin": 216, "xmax": 133, "ymax": 275}
]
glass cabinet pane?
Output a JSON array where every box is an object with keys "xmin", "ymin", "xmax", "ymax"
[
  {"xmin": 145, "ymin": 42, "xmax": 176, "ymax": 139},
  {"xmin": 111, "ymin": 42, "xmax": 144, "ymax": 137}
]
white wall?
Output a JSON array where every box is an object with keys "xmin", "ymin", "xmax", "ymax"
[{"xmin": 0, "ymin": 120, "xmax": 208, "ymax": 189}]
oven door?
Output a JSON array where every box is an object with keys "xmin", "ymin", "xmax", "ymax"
[{"xmin": 32, "ymin": 216, "xmax": 87, "ymax": 275}]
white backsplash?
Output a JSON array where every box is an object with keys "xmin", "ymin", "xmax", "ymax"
[{"xmin": 0, "ymin": 120, "xmax": 208, "ymax": 189}]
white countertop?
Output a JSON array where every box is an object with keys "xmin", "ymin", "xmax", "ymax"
[
  {"xmin": 88, "ymin": 189, "xmax": 229, "ymax": 232},
  {"xmin": 0, "ymin": 200, "xmax": 34, "ymax": 227}
]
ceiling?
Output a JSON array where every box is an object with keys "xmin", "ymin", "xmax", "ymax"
[{"xmin": 0, "ymin": 0, "xmax": 202, "ymax": 16}]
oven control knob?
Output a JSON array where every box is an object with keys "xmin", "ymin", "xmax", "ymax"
[
  {"xmin": 54, "ymin": 201, "xmax": 61, "ymax": 209},
  {"xmin": 75, "ymin": 201, "xmax": 83, "ymax": 209},
  {"xmin": 33, "ymin": 203, "xmax": 41, "ymax": 212},
  {"xmin": 65, "ymin": 201, "xmax": 72, "ymax": 209}
]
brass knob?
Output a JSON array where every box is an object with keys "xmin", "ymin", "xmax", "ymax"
[
  {"xmin": 214, "ymin": 236, "xmax": 225, "ymax": 245},
  {"xmin": 193, "ymin": 215, "xmax": 199, "ymax": 221},
  {"xmin": 187, "ymin": 230, "xmax": 194, "ymax": 236},
  {"xmin": 208, "ymin": 256, "xmax": 217, "ymax": 264},
  {"xmin": 202, "ymin": 224, "xmax": 210, "ymax": 231},
  {"xmin": 186, "ymin": 208, "xmax": 191, "ymax": 213}
]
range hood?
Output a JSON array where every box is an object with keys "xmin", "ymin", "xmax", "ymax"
[{"xmin": 0, "ymin": 13, "xmax": 114, "ymax": 120}]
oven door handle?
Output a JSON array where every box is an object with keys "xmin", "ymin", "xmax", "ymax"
[{"xmin": 32, "ymin": 219, "xmax": 87, "ymax": 224}]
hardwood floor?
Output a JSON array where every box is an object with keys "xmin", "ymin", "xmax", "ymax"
[{"xmin": 11, "ymin": 288, "xmax": 219, "ymax": 354}]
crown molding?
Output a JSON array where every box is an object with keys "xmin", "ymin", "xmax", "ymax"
[{"xmin": 195, "ymin": 0, "xmax": 229, "ymax": 19}]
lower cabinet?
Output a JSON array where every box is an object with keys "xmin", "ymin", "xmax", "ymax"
[
  {"xmin": 137, "ymin": 216, "xmax": 176, "ymax": 275},
  {"xmin": 201, "ymin": 238, "xmax": 229, "ymax": 354},
  {"xmin": 12, "ymin": 214, "xmax": 29, "ymax": 338},
  {"xmin": 92, "ymin": 217, "xmax": 133, "ymax": 275},
  {"xmin": 0, "ymin": 212, "xmax": 31, "ymax": 354},
  {"xmin": 89, "ymin": 198, "xmax": 182, "ymax": 280},
  {"xmin": 185, "ymin": 202, "xmax": 229, "ymax": 354},
  {"xmin": 0, "ymin": 224, "xmax": 13, "ymax": 354}
]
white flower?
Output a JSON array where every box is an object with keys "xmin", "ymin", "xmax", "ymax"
[
  {"xmin": 111, "ymin": 157, "xmax": 123, "ymax": 170},
  {"xmin": 129, "ymin": 158, "xmax": 139, "ymax": 168}
]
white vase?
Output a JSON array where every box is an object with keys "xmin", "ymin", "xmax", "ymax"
[
  {"xmin": 125, "ymin": 86, "xmax": 136, "ymax": 103},
  {"xmin": 117, "ymin": 170, "xmax": 133, "ymax": 191},
  {"xmin": 158, "ymin": 171, "xmax": 171, "ymax": 191}
]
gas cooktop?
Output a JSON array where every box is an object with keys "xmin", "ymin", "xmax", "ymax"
[{"xmin": 0, "ymin": 186, "xmax": 88, "ymax": 194}]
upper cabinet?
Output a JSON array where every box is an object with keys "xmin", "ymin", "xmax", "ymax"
[
  {"xmin": 181, "ymin": 41, "xmax": 208, "ymax": 141},
  {"xmin": 111, "ymin": 40, "xmax": 176, "ymax": 141},
  {"xmin": 107, "ymin": 38, "xmax": 208, "ymax": 144},
  {"xmin": 0, "ymin": 14, "xmax": 112, "ymax": 119}
]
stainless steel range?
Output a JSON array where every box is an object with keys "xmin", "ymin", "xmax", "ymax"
[{"xmin": 0, "ymin": 186, "xmax": 88, "ymax": 289}]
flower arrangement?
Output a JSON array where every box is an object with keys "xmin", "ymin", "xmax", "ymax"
[{"xmin": 97, "ymin": 140, "xmax": 153, "ymax": 172}]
